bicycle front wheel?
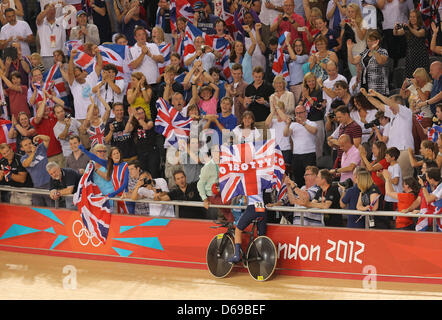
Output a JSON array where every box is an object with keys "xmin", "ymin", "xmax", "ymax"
[
  {"xmin": 206, "ymin": 233, "xmax": 235, "ymax": 278},
  {"xmin": 246, "ymin": 236, "xmax": 277, "ymax": 281}
]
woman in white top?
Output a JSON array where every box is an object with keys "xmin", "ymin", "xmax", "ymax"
[
  {"xmin": 232, "ymin": 110, "xmax": 261, "ymax": 144},
  {"xmin": 269, "ymin": 75, "xmax": 295, "ymax": 118},
  {"xmin": 400, "ymin": 67, "xmax": 433, "ymax": 129}
]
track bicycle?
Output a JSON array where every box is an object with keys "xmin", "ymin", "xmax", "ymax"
[{"xmin": 206, "ymin": 218, "xmax": 278, "ymax": 281}]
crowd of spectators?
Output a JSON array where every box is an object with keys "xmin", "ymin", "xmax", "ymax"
[{"xmin": 0, "ymin": 0, "xmax": 441, "ymax": 232}]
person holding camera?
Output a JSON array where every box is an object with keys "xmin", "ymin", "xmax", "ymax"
[
  {"xmin": 92, "ymin": 63, "xmax": 126, "ymax": 117},
  {"xmin": 0, "ymin": 8, "xmax": 33, "ymax": 57},
  {"xmin": 393, "ymin": 9, "xmax": 429, "ymax": 79},
  {"xmin": 192, "ymin": 1, "xmax": 218, "ymax": 35},
  {"xmin": 52, "ymin": 104, "xmax": 81, "ymax": 158},
  {"xmin": 104, "ymin": 102, "xmax": 137, "ymax": 162},
  {"xmin": 340, "ymin": 167, "xmax": 364, "ymax": 228},
  {"xmin": 355, "ymin": 168, "xmax": 382, "ymax": 228},
  {"xmin": 270, "ymin": 0, "xmax": 306, "ymax": 47},
  {"xmin": 416, "ymin": 167, "xmax": 442, "ymax": 232},
  {"xmin": 244, "ymin": 66, "xmax": 274, "ymax": 134},
  {"xmin": 47, "ymin": 161, "xmax": 82, "ymax": 210},
  {"xmin": 131, "ymin": 166, "xmax": 174, "ymax": 217}
]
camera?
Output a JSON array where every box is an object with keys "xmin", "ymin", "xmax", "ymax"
[
  {"xmin": 112, "ymin": 121, "xmax": 122, "ymax": 131},
  {"xmin": 200, "ymin": 45, "xmax": 206, "ymax": 52},
  {"xmin": 419, "ymin": 174, "xmax": 427, "ymax": 183},
  {"xmin": 328, "ymin": 111, "xmax": 335, "ymax": 119},
  {"xmin": 65, "ymin": 113, "xmax": 71, "ymax": 119},
  {"xmin": 3, "ymin": 46, "xmax": 17, "ymax": 60},
  {"xmin": 364, "ymin": 118, "xmax": 380, "ymax": 129},
  {"xmin": 282, "ymin": 16, "xmax": 289, "ymax": 21},
  {"xmin": 251, "ymin": 95, "xmax": 262, "ymax": 103},
  {"xmin": 333, "ymin": 178, "xmax": 353, "ymax": 189},
  {"xmin": 143, "ymin": 178, "xmax": 153, "ymax": 186}
]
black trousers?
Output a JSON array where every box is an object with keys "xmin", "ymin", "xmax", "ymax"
[{"xmin": 291, "ymin": 152, "xmax": 317, "ymax": 187}]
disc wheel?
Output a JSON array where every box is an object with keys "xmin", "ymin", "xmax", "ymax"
[
  {"xmin": 206, "ymin": 233, "xmax": 235, "ymax": 278},
  {"xmin": 246, "ymin": 236, "xmax": 277, "ymax": 281}
]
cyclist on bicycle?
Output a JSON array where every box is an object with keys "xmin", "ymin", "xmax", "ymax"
[{"xmin": 228, "ymin": 193, "xmax": 267, "ymax": 264}]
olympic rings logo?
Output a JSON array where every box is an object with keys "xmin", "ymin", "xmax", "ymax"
[{"xmin": 72, "ymin": 219, "xmax": 102, "ymax": 247}]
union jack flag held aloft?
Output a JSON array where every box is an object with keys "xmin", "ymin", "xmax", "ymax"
[
  {"xmin": 219, "ymin": 139, "xmax": 286, "ymax": 204},
  {"xmin": 154, "ymin": 97, "xmax": 193, "ymax": 148},
  {"xmin": 272, "ymin": 31, "xmax": 290, "ymax": 82}
]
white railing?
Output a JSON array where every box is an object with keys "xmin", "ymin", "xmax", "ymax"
[{"xmin": 0, "ymin": 185, "xmax": 440, "ymax": 232}]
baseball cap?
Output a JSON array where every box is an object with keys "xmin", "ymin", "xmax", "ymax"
[
  {"xmin": 76, "ymin": 10, "xmax": 87, "ymax": 17},
  {"xmin": 193, "ymin": 1, "xmax": 205, "ymax": 10}
]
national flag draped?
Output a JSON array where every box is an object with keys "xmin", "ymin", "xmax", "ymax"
[
  {"xmin": 219, "ymin": 139, "xmax": 285, "ymax": 203},
  {"xmin": 98, "ymin": 43, "xmax": 130, "ymax": 80},
  {"xmin": 272, "ymin": 31, "xmax": 290, "ymax": 82},
  {"xmin": 73, "ymin": 162, "xmax": 112, "ymax": 244},
  {"xmin": 154, "ymin": 97, "xmax": 193, "ymax": 148},
  {"xmin": 0, "ymin": 119, "xmax": 16, "ymax": 151}
]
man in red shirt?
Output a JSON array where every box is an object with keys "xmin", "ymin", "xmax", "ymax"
[
  {"xmin": 31, "ymin": 97, "xmax": 64, "ymax": 168},
  {"xmin": 270, "ymin": 0, "xmax": 306, "ymax": 47}
]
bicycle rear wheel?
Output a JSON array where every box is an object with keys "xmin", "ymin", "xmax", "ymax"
[
  {"xmin": 206, "ymin": 233, "xmax": 235, "ymax": 278},
  {"xmin": 246, "ymin": 236, "xmax": 277, "ymax": 281}
]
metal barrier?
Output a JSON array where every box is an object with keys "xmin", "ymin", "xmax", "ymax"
[{"xmin": 0, "ymin": 185, "xmax": 440, "ymax": 232}]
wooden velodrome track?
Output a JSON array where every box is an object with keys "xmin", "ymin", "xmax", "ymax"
[{"xmin": 1, "ymin": 250, "xmax": 442, "ymax": 300}]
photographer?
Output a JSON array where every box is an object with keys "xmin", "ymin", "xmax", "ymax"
[
  {"xmin": 131, "ymin": 167, "xmax": 174, "ymax": 217},
  {"xmin": 340, "ymin": 167, "xmax": 363, "ymax": 228},
  {"xmin": 269, "ymin": 0, "xmax": 306, "ymax": 47},
  {"xmin": 47, "ymin": 161, "xmax": 81, "ymax": 210},
  {"xmin": 104, "ymin": 102, "xmax": 137, "ymax": 162},
  {"xmin": 184, "ymin": 36, "xmax": 216, "ymax": 73},
  {"xmin": 356, "ymin": 169, "xmax": 383, "ymax": 229},
  {"xmin": 416, "ymin": 167, "xmax": 442, "ymax": 232},
  {"xmin": 53, "ymin": 104, "xmax": 81, "ymax": 158},
  {"xmin": 192, "ymin": 1, "xmax": 218, "ymax": 35},
  {"xmin": 371, "ymin": 111, "xmax": 390, "ymax": 144}
]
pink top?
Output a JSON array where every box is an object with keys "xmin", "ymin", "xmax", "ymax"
[
  {"xmin": 340, "ymin": 145, "xmax": 361, "ymax": 182},
  {"xmin": 198, "ymin": 96, "xmax": 218, "ymax": 115}
]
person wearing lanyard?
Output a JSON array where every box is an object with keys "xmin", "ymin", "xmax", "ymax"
[
  {"xmin": 36, "ymin": 3, "xmax": 65, "ymax": 71},
  {"xmin": 296, "ymin": 168, "xmax": 343, "ymax": 227}
]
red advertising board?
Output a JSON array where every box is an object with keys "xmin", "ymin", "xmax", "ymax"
[{"xmin": 0, "ymin": 203, "xmax": 442, "ymax": 284}]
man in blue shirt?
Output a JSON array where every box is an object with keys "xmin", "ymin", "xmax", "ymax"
[
  {"xmin": 193, "ymin": 1, "xmax": 218, "ymax": 35},
  {"xmin": 205, "ymin": 96, "xmax": 237, "ymax": 145},
  {"xmin": 122, "ymin": 1, "xmax": 148, "ymax": 46}
]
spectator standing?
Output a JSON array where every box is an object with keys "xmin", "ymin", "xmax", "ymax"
[
  {"xmin": 79, "ymin": 94, "xmax": 111, "ymax": 149},
  {"xmin": 358, "ymin": 140, "xmax": 389, "ymax": 196},
  {"xmin": 0, "ymin": 8, "xmax": 34, "ymax": 57},
  {"xmin": 127, "ymin": 72, "xmax": 154, "ymax": 119},
  {"xmin": 8, "ymin": 112, "xmax": 36, "ymax": 154},
  {"xmin": 122, "ymin": 0, "xmax": 147, "ymax": 46},
  {"xmin": 286, "ymin": 37, "xmax": 309, "ymax": 105},
  {"xmin": 225, "ymin": 63, "xmax": 248, "ymax": 122},
  {"xmin": 0, "ymin": 70, "xmax": 29, "ymax": 119},
  {"xmin": 244, "ymin": 66, "xmax": 275, "ymax": 132},
  {"xmin": 416, "ymin": 61, "xmax": 442, "ymax": 116},
  {"xmin": 384, "ymin": 147, "xmax": 403, "ymax": 213},
  {"xmin": 269, "ymin": 75, "xmax": 295, "ymax": 118},
  {"xmin": 159, "ymin": 169, "xmax": 207, "ymax": 219},
  {"xmin": 52, "ymin": 104, "xmax": 81, "ymax": 158},
  {"xmin": 20, "ymin": 135, "xmax": 53, "ymax": 207},
  {"xmin": 362, "ymin": 88, "xmax": 414, "ymax": 178},
  {"xmin": 309, "ymin": 35, "xmax": 339, "ymax": 82},
  {"xmin": 129, "ymin": 26, "xmax": 163, "ymax": 87},
  {"xmin": 355, "ymin": 169, "xmax": 383, "ymax": 228},
  {"xmin": 192, "ymin": 1, "xmax": 218, "ymax": 35},
  {"xmin": 3, "ymin": 41, "xmax": 31, "ymax": 88},
  {"xmin": 296, "ymin": 168, "xmax": 343, "ymax": 227},
  {"xmin": 47, "ymin": 161, "xmax": 81, "ymax": 209},
  {"xmin": 284, "ymin": 104, "xmax": 318, "ymax": 187},
  {"xmin": 36, "ymin": 3, "xmax": 66, "ymax": 70},
  {"xmin": 393, "ymin": 10, "xmax": 430, "ymax": 79},
  {"xmin": 340, "ymin": 167, "xmax": 364, "ymax": 228},
  {"xmin": 89, "ymin": 0, "xmax": 112, "ymax": 43},
  {"xmin": 69, "ymin": 10, "xmax": 100, "ymax": 45},
  {"xmin": 31, "ymin": 99, "xmax": 64, "ymax": 168},
  {"xmin": 229, "ymin": 27, "xmax": 257, "ymax": 85},
  {"xmin": 65, "ymin": 135, "xmax": 89, "ymax": 175},
  {"xmin": 347, "ymin": 30, "xmax": 389, "ymax": 96},
  {"xmin": 0, "ymin": 142, "xmax": 33, "ymax": 205},
  {"xmin": 330, "ymin": 134, "xmax": 360, "ymax": 183},
  {"xmin": 320, "ymin": 60, "xmax": 347, "ymax": 114},
  {"xmin": 104, "ymin": 102, "xmax": 137, "ymax": 162}
]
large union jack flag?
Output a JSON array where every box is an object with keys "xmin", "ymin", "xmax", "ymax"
[
  {"xmin": 157, "ymin": 41, "xmax": 172, "ymax": 75},
  {"xmin": 154, "ymin": 97, "xmax": 193, "ymax": 148},
  {"xmin": 219, "ymin": 139, "xmax": 286, "ymax": 203},
  {"xmin": 73, "ymin": 162, "xmax": 112, "ymax": 244}
]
